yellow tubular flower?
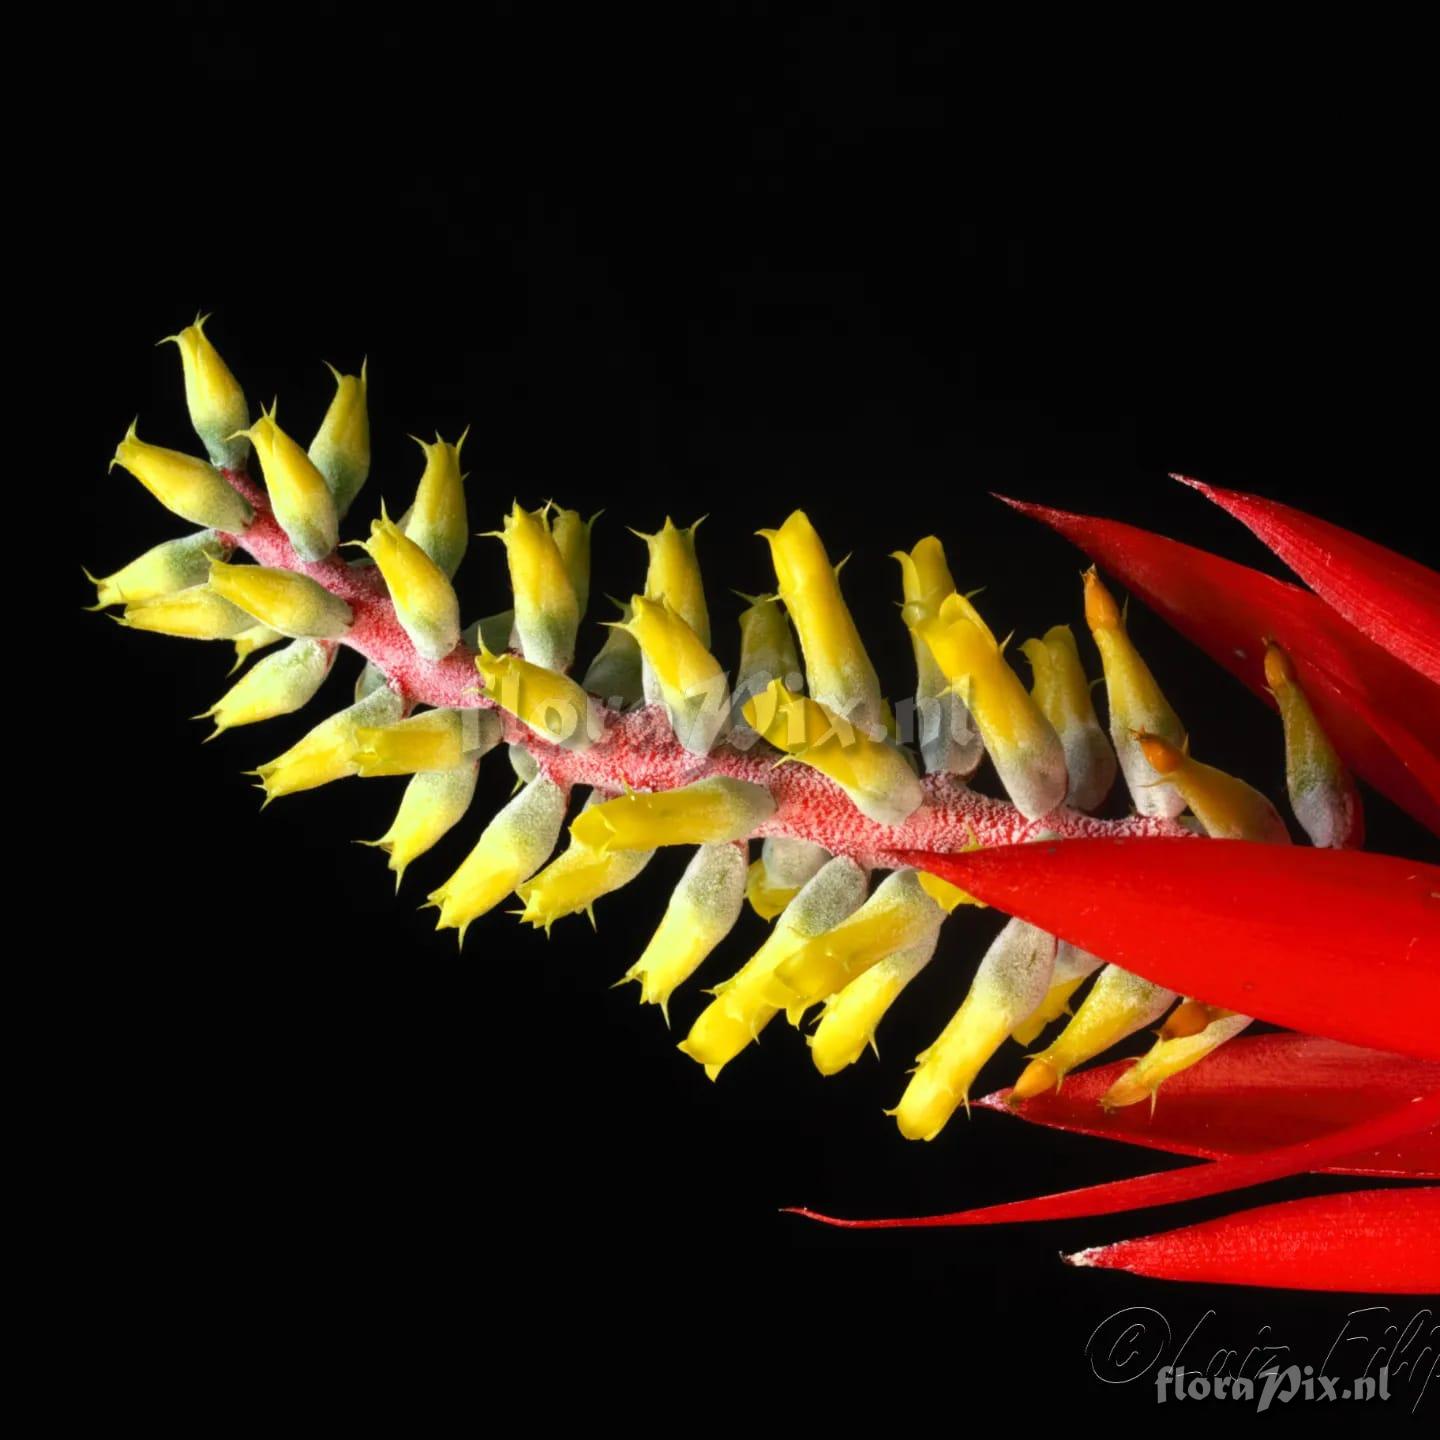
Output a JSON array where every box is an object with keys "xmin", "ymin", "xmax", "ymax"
[
  {"xmin": 86, "ymin": 530, "xmax": 230, "ymax": 609},
  {"xmin": 252, "ymin": 686, "xmax": 405, "ymax": 802},
  {"xmin": 110, "ymin": 421, "xmax": 254, "ymax": 533},
  {"xmin": 626, "ymin": 842, "xmax": 748, "ymax": 1016},
  {"xmin": 1010, "ymin": 963, "xmax": 1176, "ymax": 1101},
  {"xmin": 620, "ymin": 595, "xmax": 730, "ymax": 755},
  {"xmin": 1102, "ymin": 1009, "xmax": 1254, "ymax": 1110},
  {"xmin": 1083, "ymin": 567, "xmax": 1188, "ymax": 818},
  {"xmin": 1010, "ymin": 940, "xmax": 1103, "ymax": 1046},
  {"xmin": 581, "ymin": 600, "xmax": 644, "ymax": 708},
  {"xmin": 207, "ymin": 558, "xmax": 354, "ymax": 639},
  {"xmin": 1136, "ymin": 733, "xmax": 1290, "ymax": 843},
  {"xmin": 746, "ymin": 835, "xmax": 830, "ymax": 920},
  {"xmin": 770, "ymin": 867, "xmax": 945, "ymax": 1020},
  {"xmin": 570, "ymin": 777, "xmax": 776, "ymax": 852},
  {"xmin": 895, "ymin": 919, "xmax": 1058, "ymax": 1140},
  {"xmin": 680, "ymin": 856, "xmax": 869, "ymax": 1078},
  {"xmin": 198, "ymin": 637, "xmax": 335, "ymax": 737},
  {"xmin": 308, "ymin": 361, "xmax": 370, "ymax": 517},
  {"xmin": 354, "ymin": 707, "xmax": 502, "ymax": 778},
  {"xmin": 809, "ymin": 930, "xmax": 939, "ymax": 1076},
  {"xmin": 760, "ymin": 510, "xmax": 884, "ymax": 735},
  {"xmin": 361, "ymin": 756, "xmax": 482, "ymax": 891},
  {"xmin": 120, "ymin": 586, "xmax": 254, "ymax": 639},
  {"xmin": 230, "ymin": 624, "xmax": 283, "ymax": 673},
  {"xmin": 743, "ymin": 680, "xmax": 923, "ymax": 826},
  {"xmin": 906, "ymin": 591, "xmax": 1068, "ymax": 820},
  {"xmin": 731, "ymin": 592, "xmax": 803, "ymax": 744},
  {"xmin": 159, "ymin": 314, "xmax": 250, "ymax": 469},
  {"xmin": 1265, "ymin": 641, "xmax": 1363, "ymax": 848},
  {"xmin": 636, "ymin": 516, "xmax": 710, "ymax": 646},
  {"xmin": 515, "ymin": 792, "xmax": 654, "ymax": 932},
  {"xmin": 893, "ymin": 539, "xmax": 984, "ymax": 776},
  {"xmin": 552, "ymin": 508, "xmax": 598, "ymax": 618},
  {"xmin": 474, "ymin": 647, "xmax": 601, "ymax": 751},
  {"xmin": 402, "ymin": 432, "xmax": 469, "ymax": 579},
  {"xmin": 237, "ymin": 406, "xmax": 340, "ymax": 561},
  {"xmin": 488, "ymin": 502, "xmax": 579, "ymax": 672},
  {"xmin": 354, "ymin": 509, "xmax": 461, "ymax": 661},
  {"xmin": 1020, "ymin": 624, "xmax": 1117, "ymax": 812},
  {"xmin": 428, "ymin": 773, "xmax": 568, "ymax": 944}
]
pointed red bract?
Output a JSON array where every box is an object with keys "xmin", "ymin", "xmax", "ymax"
[
  {"xmin": 891, "ymin": 839, "xmax": 1440, "ymax": 1062},
  {"xmin": 1067, "ymin": 1187, "xmax": 1440, "ymax": 1293},
  {"xmin": 979, "ymin": 1033, "xmax": 1440, "ymax": 1178},
  {"xmin": 1175, "ymin": 475, "xmax": 1440, "ymax": 687},
  {"xmin": 786, "ymin": 1089, "xmax": 1440, "ymax": 1228},
  {"xmin": 999, "ymin": 496, "xmax": 1440, "ymax": 835}
]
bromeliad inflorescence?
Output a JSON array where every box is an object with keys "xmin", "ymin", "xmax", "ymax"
[{"xmin": 93, "ymin": 317, "xmax": 1440, "ymax": 1293}]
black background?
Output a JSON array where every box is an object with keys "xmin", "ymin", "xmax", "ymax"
[{"xmin": 52, "ymin": 4, "xmax": 1438, "ymax": 1422}]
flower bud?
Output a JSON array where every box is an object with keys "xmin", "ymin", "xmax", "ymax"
[
  {"xmin": 308, "ymin": 361, "xmax": 370, "ymax": 516},
  {"xmin": 230, "ymin": 624, "xmax": 283, "ymax": 673},
  {"xmin": 463, "ymin": 610, "xmax": 516, "ymax": 655},
  {"xmin": 110, "ymin": 421, "xmax": 253, "ymax": 533},
  {"xmin": 636, "ymin": 516, "xmax": 709, "ymax": 645},
  {"xmin": 760, "ymin": 510, "xmax": 884, "ymax": 735},
  {"xmin": 1135, "ymin": 732, "xmax": 1290, "ymax": 843},
  {"xmin": 1083, "ymin": 567, "xmax": 1188, "ymax": 818},
  {"xmin": 742, "ymin": 680, "xmax": 923, "ymax": 825},
  {"xmin": 580, "ymin": 600, "xmax": 643, "ymax": 709},
  {"xmin": 893, "ymin": 539, "xmax": 984, "ymax": 776},
  {"xmin": 427, "ymin": 773, "xmax": 569, "ymax": 944},
  {"xmin": 894, "ymin": 919, "xmax": 1058, "ymax": 1140},
  {"xmin": 1010, "ymin": 940, "xmax": 1102, "ymax": 1046},
  {"xmin": 1020, "ymin": 624, "xmax": 1117, "ymax": 811},
  {"xmin": 746, "ymin": 835, "xmax": 829, "ymax": 920},
  {"xmin": 198, "ymin": 637, "xmax": 335, "ymax": 737},
  {"xmin": 732, "ymin": 592, "xmax": 802, "ymax": 741},
  {"xmin": 906, "ymin": 591, "xmax": 1068, "ymax": 820},
  {"xmin": 402, "ymin": 431, "xmax": 468, "ymax": 577},
  {"xmin": 207, "ymin": 558, "xmax": 354, "ymax": 638},
  {"xmin": 487, "ymin": 502, "xmax": 578, "ymax": 672},
  {"xmin": 119, "ymin": 586, "xmax": 253, "ymax": 639},
  {"xmin": 618, "ymin": 595, "xmax": 730, "ymax": 755},
  {"xmin": 352, "ymin": 508, "xmax": 461, "ymax": 660},
  {"xmin": 552, "ymin": 507, "xmax": 598, "ymax": 617},
  {"xmin": 1101, "ymin": 1009, "xmax": 1253, "ymax": 1110},
  {"xmin": 625, "ymin": 842, "xmax": 747, "ymax": 1015},
  {"xmin": 251, "ymin": 685, "xmax": 404, "ymax": 802},
  {"xmin": 515, "ymin": 793, "xmax": 655, "ymax": 932},
  {"xmin": 809, "ymin": 930, "xmax": 938, "ymax": 1076},
  {"xmin": 159, "ymin": 314, "xmax": 250, "ymax": 469},
  {"xmin": 569, "ymin": 777, "xmax": 776, "ymax": 853},
  {"xmin": 236, "ymin": 406, "xmax": 339, "ymax": 561},
  {"xmin": 474, "ymin": 647, "xmax": 601, "ymax": 750},
  {"xmin": 679, "ymin": 856, "xmax": 869, "ymax": 1077},
  {"xmin": 770, "ymin": 866, "xmax": 944, "ymax": 1019},
  {"xmin": 361, "ymin": 756, "xmax": 482, "ymax": 890},
  {"xmin": 86, "ymin": 529, "xmax": 230, "ymax": 609},
  {"xmin": 354, "ymin": 707, "xmax": 501, "ymax": 778}
]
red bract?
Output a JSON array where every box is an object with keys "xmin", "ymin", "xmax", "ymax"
[
  {"xmin": 979, "ymin": 1033, "xmax": 1440, "ymax": 1179},
  {"xmin": 1066, "ymin": 1188, "xmax": 1440, "ymax": 1293},
  {"xmin": 998, "ymin": 496, "xmax": 1440, "ymax": 836},
  {"xmin": 787, "ymin": 1089, "xmax": 1440, "ymax": 1228},
  {"xmin": 893, "ymin": 838, "xmax": 1440, "ymax": 1063},
  {"xmin": 1174, "ymin": 475, "xmax": 1440, "ymax": 687}
]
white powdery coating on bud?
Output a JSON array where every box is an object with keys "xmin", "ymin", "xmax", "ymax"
[
  {"xmin": 1052, "ymin": 940, "xmax": 1104, "ymax": 990},
  {"xmin": 1057, "ymin": 719, "xmax": 1118, "ymax": 814},
  {"xmin": 355, "ymin": 659, "xmax": 389, "ymax": 701},
  {"xmin": 206, "ymin": 637, "xmax": 335, "ymax": 732},
  {"xmin": 463, "ymin": 611, "xmax": 517, "ymax": 655},
  {"xmin": 509, "ymin": 743, "xmax": 539, "ymax": 784},
  {"xmin": 761, "ymin": 836, "xmax": 830, "ymax": 890},
  {"xmin": 915, "ymin": 683, "xmax": 986, "ymax": 779}
]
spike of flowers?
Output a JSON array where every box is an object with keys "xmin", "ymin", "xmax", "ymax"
[
  {"xmin": 199, "ymin": 637, "xmax": 336, "ymax": 737},
  {"xmin": 98, "ymin": 319, "xmax": 1440, "ymax": 1293},
  {"xmin": 625, "ymin": 842, "xmax": 748, "ymax": 1015},
  {"xmin": 761, "ymin": 510, "xmax": 886, "ymax": 735},
  {"xmin": 236, "ymin": 405, "xmax": 339, "ymax": 562},
  {"xmin": 401, "ymin": 432, "xmax": 469, "ymax": 579},
  {"xmin": 904, "ymin": 589, "xmax": 1068, "ymax": 819},
  {"xmin": 489, "ymin": 501, "xmax": 580, "ymax": 673},
  {"xmin": 894, "ymin": 919, "xmax": 1057, "ymax": 1140},
  {"xmin": 86, "ymin": 529, "xmax": 232, "ymax": 609},
  {"xmin": 893, "ymin": 539, "xmax": 984, "ymax": 777},
  {"xmin": 159, "ymin": 313, "xmax": 251, "ymax": 470},
  {"xmin": 1019, "ymin": 625, "xmax": 1116, "ymax": 811},
  {"xmin": 308, "ymin": 362, "xmax": 370, "ymax": 517},
  {"xmin": 680, "ymin": 856, "xmax": 869, "ymax": 1078},
  {"xmin": 1265, "ymin": 641, "xmax": 1364, "ymax": 848}
]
